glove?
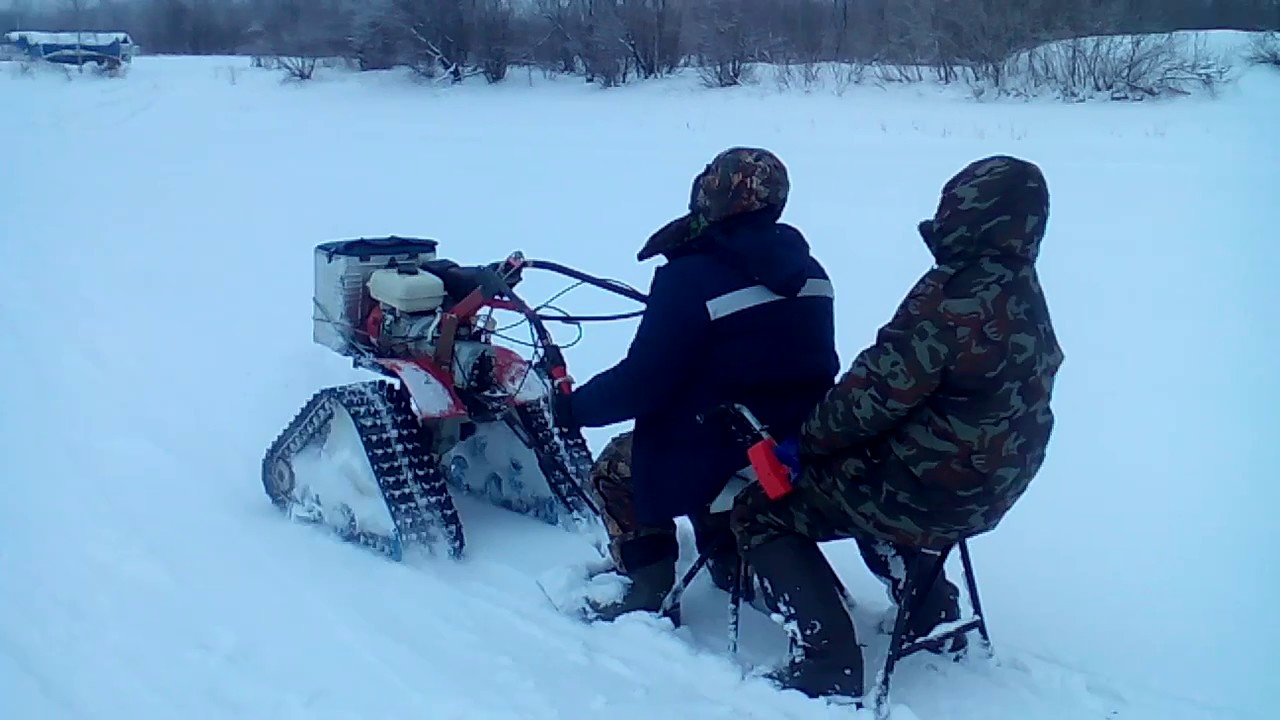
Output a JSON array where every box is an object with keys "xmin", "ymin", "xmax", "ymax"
[
  {"xmin": 773, "ymin": 437, "xmax": 802, "ymax": 476},
  {"xmin": 551, "ymin": 391, "xmax": 578, "ymax": 430}
]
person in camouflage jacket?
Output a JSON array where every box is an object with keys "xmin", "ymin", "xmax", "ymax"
[{"xmin": 727, "ymin": 155, "xmax": 1065, "ymax": 702}]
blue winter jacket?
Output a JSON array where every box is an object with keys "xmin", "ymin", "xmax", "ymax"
[{"xmin": 568, "ymin": 212, "xmax": 840, "ymax": 525}]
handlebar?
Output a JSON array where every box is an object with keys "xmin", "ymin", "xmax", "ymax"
[
  {"xmin": 522, "ymin": 259, "xmax": 649, "ymax": 305},
  {"xmin": 424, "ymin": 255, "xmax": 648, "ymax": 308}
]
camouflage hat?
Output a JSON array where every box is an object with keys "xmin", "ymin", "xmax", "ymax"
[
  {"xmin": 638, "ymin": 147, "xmax": 790, "ymax": 261},
  {"xmin": 920, "ymin": 155, "xmax": 1050, "ymax": 264}
]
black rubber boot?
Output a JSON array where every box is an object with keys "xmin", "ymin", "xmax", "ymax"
[
  {"xmin": 586, "ymin": 534, "xmax": 680, "ymax": 625},
  {"xmin": 586, "ymin": 560, "xmax": 678, "ymax": 624},
  {"xmin": 902, "ymin": 574, "xmax": 965, "ymax": 654},
  {"xmin": 748, "ymin": 534, "xmax": 865, "ymax": 701},
  {"xmin": 691, "ymin": 511, "xmax": 743, "ymax": 594},
  {"xmin": 857, "ymin": 538, "xmax": 965, "ymax": 655}
]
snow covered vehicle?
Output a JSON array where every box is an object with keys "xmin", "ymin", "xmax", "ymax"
[
  {"xmin": 3, "ymin": 31, "xmax": 136, "ymax": 68},
  {"xmin": 262, "ymin": 237, "xmax": 647, "ymax": 560}
]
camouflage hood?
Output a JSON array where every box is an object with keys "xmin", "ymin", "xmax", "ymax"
[
  {"xmin": 638, "ymin": 147, "xmax": 790, "ymax": 262},
  {"xmin": 918, "ymin": 155, "xmax": 1050, "ymax": 266}
]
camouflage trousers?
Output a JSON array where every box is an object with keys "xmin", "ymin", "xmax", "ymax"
[
  {"xmin": 591, "ymin": 431, "xmax": 737, "ymax": 575},
  {"xmin": 728, "ymin": 447, "xmax": 955, "ymax": 597}
]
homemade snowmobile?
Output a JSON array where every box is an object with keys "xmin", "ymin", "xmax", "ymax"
[{"xmin": 261, "ymin": 236, "xmax": 648, "ymax": 560}]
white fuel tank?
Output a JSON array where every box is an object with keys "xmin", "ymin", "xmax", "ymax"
[{"xmin": 367, "ymin": 267, "xmax": 448, "ymax": 314}]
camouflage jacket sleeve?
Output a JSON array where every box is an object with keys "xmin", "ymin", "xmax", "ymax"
[{"xmin": 799, "ymin": 268, "xmax": 953, "ymax": 457}]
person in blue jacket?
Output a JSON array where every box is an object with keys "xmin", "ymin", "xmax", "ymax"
[{"xmin": 553, "ymin": 147, "xmax": 840, "ymax": 622}]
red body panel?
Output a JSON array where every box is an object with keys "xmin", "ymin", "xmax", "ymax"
[
  {"xmin": 374, "ymin": 358, "xmax": 468, "ymax": 420},
  {"xmin": 491, "ymin": 346, "xmax": 549, "ymax": 406}
]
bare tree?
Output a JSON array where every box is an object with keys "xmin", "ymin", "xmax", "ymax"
[
  {"xmin": 1248, "ymin": 31, "xmax": 1280, "ymax": 66},
  {"xmin": 236, "ymin": 0, "xmax": 352, "ymax": 80},
  {"xmin": 579, "ymin": 0, "xmax": 634, "ymax": 86},
  {"xmin": 940, "ymin": 0, "xmax": 1045, "ymax": 86},
  {"xmin": 998, "ymin": 31, "xmax": 1231, "ymax": 99},
  {"xmin": 529, "ymin": 0, "xmax": 583, "ymax": 75},
  {"xmin": 689, "ymin": 0, "xmax": 761, "ymax": 87},
  {"xmin": 350, "ymin": 0, "xmax": 405, "ymax": 71},
  {"xmin": 616, "ymin": 0, "xmax": 683, "ymax": 78},
  {"xmin": 389, "ymin": 0, "xmax": 470, "ymax": 82},
  {"xmin": 470, "ymin": 0, "xmax": 515, "ymax": 82},
  {"xmin": 6, "ymin": 0, "xmax": 1268, "ymax": 96}
]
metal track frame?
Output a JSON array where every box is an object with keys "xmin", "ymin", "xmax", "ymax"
[{"xmin": 262, "ymin": 380, "xmax": 465, "ymax": 560}]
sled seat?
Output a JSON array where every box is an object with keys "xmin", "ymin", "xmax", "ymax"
[
  {"xmin": 664, "ymin": 534, "xmax": 993, "ymax": 718},
  {"xmin": 868, "ymin": 538, "xmax": 993, "ymax": 718},
  {"xmin": 709, "ymin": 470, "xmax": 754, "ymax": 513},
  {"xmin": 672, "ymin": 404, "xmax": 994, "ymax": 713}
]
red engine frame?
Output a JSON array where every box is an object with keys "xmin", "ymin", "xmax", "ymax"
[{"xmin": 360, "ymin": 253, "xmax": 573, "ymax": 422}]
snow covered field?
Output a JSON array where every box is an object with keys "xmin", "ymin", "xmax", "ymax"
[{"xmin": 2, "ymin": 33, "xmax": 1278, "ymax": 720}]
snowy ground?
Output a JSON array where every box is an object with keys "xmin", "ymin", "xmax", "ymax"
[{"xmin": 2, "ymin": 34, "xmax": 1278, "ymax": 720}]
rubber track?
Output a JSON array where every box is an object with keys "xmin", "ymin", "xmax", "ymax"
[
  {"xmin": 510, "ymin": 398, "xmax": 603, "ymax": 533},
  {"xmin": 262, "ymin": 380, "xmax": 465, "ymax": 560}
]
